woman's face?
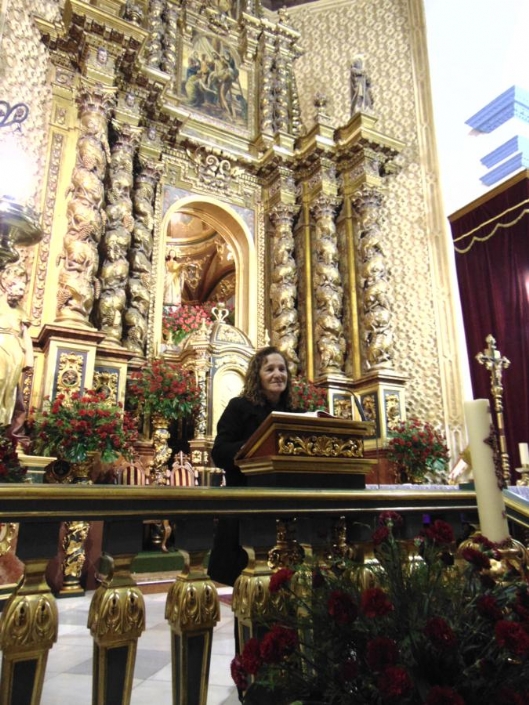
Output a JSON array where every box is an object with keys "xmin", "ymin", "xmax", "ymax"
[{"xmin": 259, "ymin": 353, "xmax": 288, "ymax": 404}]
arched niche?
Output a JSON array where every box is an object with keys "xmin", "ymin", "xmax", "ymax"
[{"xmin": 153, "ymin": 195, "xmax": 258, "ymax": 353}]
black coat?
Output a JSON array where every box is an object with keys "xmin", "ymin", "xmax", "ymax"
[{"xmin": 211, "ymin": 395, "xmax": 291, "ymax": 486}]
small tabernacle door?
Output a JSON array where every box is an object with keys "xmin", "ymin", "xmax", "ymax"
[{"xmin": 235, "ymin": 411, "xmax": 376, "ymax": 489}]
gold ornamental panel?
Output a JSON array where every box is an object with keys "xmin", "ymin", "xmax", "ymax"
[{"xmin": 278, "ymin": 433, "xmax": 363, "ymax": 458}]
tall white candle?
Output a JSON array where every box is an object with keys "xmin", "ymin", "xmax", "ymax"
[
  {"xmin": 464, "ymin": 399, "xmax": 510, "ymax": 543},
  {"xmin": 519, "ymin": 443, "xmax": 529, "ymax": 467}
]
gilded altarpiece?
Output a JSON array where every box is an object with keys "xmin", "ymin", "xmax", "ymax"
[{"xmin": 2, "ymin": 0, "xmax": 466, "ymax": 460}]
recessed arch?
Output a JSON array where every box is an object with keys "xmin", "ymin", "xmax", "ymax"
[{"xmin": 154, "ymin": 195, "xmax": 258, "ymax": 352}]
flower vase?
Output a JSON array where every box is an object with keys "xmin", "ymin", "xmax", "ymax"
[
  {"xmin": 69, "ymin": 451, "xmax": 97, "ymax": 485},
  {"xmin": 395, "ymin": 464, "xmax": 423, "ymax": 484},
  {"xmin": 150, "ymin": 414, "xmax": 171, "ymax": 485}
]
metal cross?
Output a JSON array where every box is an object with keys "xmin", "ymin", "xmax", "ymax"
[{"xmin": 476, "ymin": 334, "xmax": 511, "ymax": 485}]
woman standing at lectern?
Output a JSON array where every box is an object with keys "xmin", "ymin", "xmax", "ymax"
[{"xmin": 208, "ymin": 345, "xmax": 298, "ymax": 586}]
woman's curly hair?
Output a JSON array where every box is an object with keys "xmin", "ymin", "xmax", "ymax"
[{"xmin": 241, "ymin": 346, "xmax": 294, "ymax": 407}]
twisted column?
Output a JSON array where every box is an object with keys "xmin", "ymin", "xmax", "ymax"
[
  {"xmin": 353, "ymin": 188, "xmax": 394, "ymax": 371},
  {"xmin": 123, "ymin": 158, "xmax": 162, "ymax": 356},
  {"xmin": 259, "ymin": 30, "xmax": 275, "ymax": 135},
  {"xmin": 56, "ymin": 83, "xmax": 115, "ymax": 326},
  {"xmin": 311, "ymin": 196, "xmax": 345, "ymax": 376},
  {"xmin": 144, "ymin": 0, "xmax": 165, "ymax": 70},
  {"xmin": 98, "ymin": 122, "xmax": 140, "ymax": 345},
  {"xmin": 162, "ymin": 2, "xmax": 178, "ymax": 74},
  {"xmin": 270, "ymin": 204, "xmax": 300, "ymax": 375},
  {"xmin": 273, "ymin": 35, "xmax": 290, "ymax": 133}
]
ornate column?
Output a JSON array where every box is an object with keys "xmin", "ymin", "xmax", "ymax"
[
  {"xmin": 0, "ymin": 522, "xmax": 61, "ymax": 705},
  {"xmin": 144, "ymin": 0, "xmax": 166, "ymax": 70},
  {"xmin": 162, "ymin": 2, "xmax": 179, "ymax": 75},
  {"xmin": 88, "ymin": 552, "xmax": 146, "ymax": 705},
  {"xmin": 98, "ymin": 122, "xmax": 141, "ymax": 346},
  {"xmin": 353, "ymin": 187, "xmax": 394, "ymax": 372},
  {"xmin": 124, "ymin": 156, "xmax": 162, "ymax": 357},
  {"xmin": 311, "ymin": 195, "xmax": 345, "ymax": 377},
  {"xmin": 165, "ymin": 547, "xmax": 220, "ymax": 705},
  {"xmin": 335, "ymin": 112, "xmax": 405, "ymax": 451},
  {"xmin": 258, "ymin": 23, "xmax": 276, "ymax": 139},
  {"xmin": 56, "ymin": 81, "xmax": 115, "ymax": 327},
  {"xmin": 269, "ymin": 204, "xmax": 300, "ymax": 375}
]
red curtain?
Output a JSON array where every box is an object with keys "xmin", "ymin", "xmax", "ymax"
[{"xmin": 450, "ymin": 172, "xmax": 529, "ymax": 481}]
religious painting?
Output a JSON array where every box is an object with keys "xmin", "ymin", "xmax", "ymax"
[
  {"xmin": 180, "ymin": 32, "xmax": 249, "ymax": 128},
  {"xmin": 360, "ymin": 391, "xmax": 379, "ymax": 438}
]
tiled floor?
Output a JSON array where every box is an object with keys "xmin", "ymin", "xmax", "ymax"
[{"xmin": 41, "ymin": 586, "xmax": 240, "ymax": 705}]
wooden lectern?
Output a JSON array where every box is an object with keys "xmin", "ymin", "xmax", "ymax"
[{"xmin": 235, "ymin": 412, "xmax": 377, "ymax": 489}]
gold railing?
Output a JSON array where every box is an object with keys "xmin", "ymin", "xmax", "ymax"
[{"xmin": 0, "ymin": 485, "xmax": 484, "ymax": 705}]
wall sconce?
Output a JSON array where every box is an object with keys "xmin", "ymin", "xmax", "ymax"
[{"xmin": 0, "ymin": 100, "xmax": 42, "ymax": 267}]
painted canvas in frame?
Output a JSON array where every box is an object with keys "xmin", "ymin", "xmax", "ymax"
[{"xmin": 180, "ymin": 32, "xmax": 249, "ymax": 130}]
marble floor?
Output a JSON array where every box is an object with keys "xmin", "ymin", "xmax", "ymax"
[{"xmin": 41, "ymin": 585, "xmax": 240, "ymax": 705}]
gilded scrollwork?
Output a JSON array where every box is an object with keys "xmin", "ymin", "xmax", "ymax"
[
  {"xmin": 278, "ymin": 433, "xmax": 363, "ymax": 458},
  {"xmin": 268, "ymin": 518, "xmax": 304, "ymax": 571},
  {"xmin": 61, "ymin": 520, "xmax": 90, "ymax": 591},
  {"xmin": 165, "ymin": 573, "xmax": 220, "ymax": 631},
  {"xmin": 0, "ymin": 558, "xmax": 58, "ymax": 653},
  {"xmin": 56, "ymin": 352, "xmax": 84, "ymax": 399},
  {"xmin": 88, "ymin": 587, "xmax": 145, "ymax": 638},
  {"xmin": 0, "ymin": 522, "xmax": 18, "ymax": 556}
]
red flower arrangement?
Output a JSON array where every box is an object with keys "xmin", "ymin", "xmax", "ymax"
[
  {"xmin": 233, "ymin": 513, "xmax": 529, "ymax": 704},
  {"xmin": 386, "ymin": 417, "xmax": 450, "ymax": 483},
  {"xmin": 126, "ymin": 356, "xmax": 201, "ymax": 421},
  {"xmin": 162, "ymin": 304, "xmax": 211, "ymax": 346},
  {"xmin": 290, "ymin": 376, "xmax": 328, "ymax": 412},
  {"xmin": 0, "ymin": 433, "xmax": 27, "ymax": 483},
  {"xmin": 31, "ymin": 389, "xmax": 138, "ymax": 463}
]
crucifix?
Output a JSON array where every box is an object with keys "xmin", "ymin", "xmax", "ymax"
[{"xmin": 476, "ymin": 334, "xmax": 511, "ymax": 484}]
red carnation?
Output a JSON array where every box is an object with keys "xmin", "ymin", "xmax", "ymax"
[
  {"xmin": 361, "ymin": 588, "xmax": 394, "ymax": 618},
  {"xmin": 260, "ymin": 625, "xmax": 298, "ymax": 664},
  {"xmin": 377, "ymin": 666, "xmax": 413, "ymax": 701},
  {"xmin": 461, "ymin": 547, "xmax": 491, "ymax": 570},
  {"xmin": 424, "ymin": 519, "xmax": 454, "ymax": 545},
  {"xmin": 476, "ymin": 594, "xmax": 503, "ymax": 621},
  {"xmin": 495, "ymin": 620, "xmax": 529, "ymax": 656},
  {"xmin": 269, "ymin": 568, "xmax": 294, "ymax": 593},
  {"xmin": 372, "ymin": 526, "xmax": 390, "ymax": 545},
  {"xmin": 241, "ymin": 637, "xmax": 262, "ymax": 675},
  {"xmin": 424, "ymin": 685, "xmax": 466, "ymax": 705},
  {"xmin": 230, "ymin": 654, "xmax": 248, "ymax": 691},
  {"xmin": 424, "ymin": 617, "xmax": 457, "ymax": 650},
  {"xmin": 327, "ymin": 589, "xmax": 359, "ymax": 625},
  {"xmin": 366, "ymin": 637, "xmax": 398, "ymax": 671},
  {"xmin": 378, "ymin": 511, "xmax": 404, "ymax": 528}
]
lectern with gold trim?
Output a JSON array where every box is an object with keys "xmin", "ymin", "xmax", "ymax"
[{"xmin": 236, "ymin": 412, "xmax": 376, "ymax": 489}]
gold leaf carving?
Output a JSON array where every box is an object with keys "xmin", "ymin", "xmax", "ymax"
[{"xmin": 278, "ymin": 433, "xmax": 363, "ymax": 458}]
